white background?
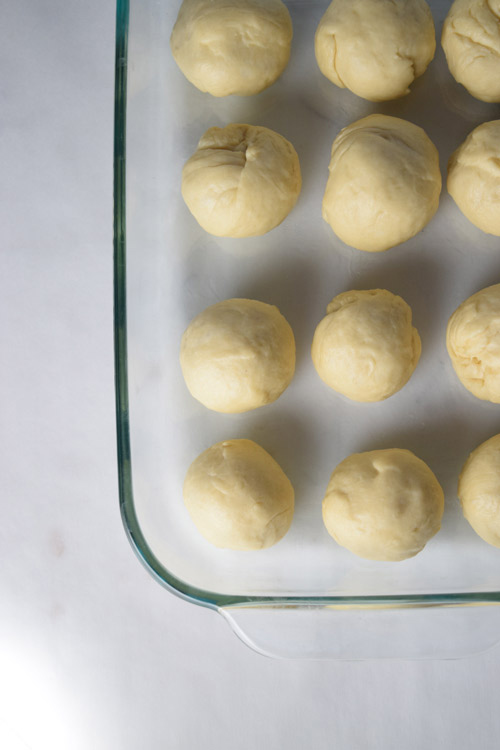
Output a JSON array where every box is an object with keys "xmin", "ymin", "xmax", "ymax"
[{"xmin": 2, "ymin": 1, "xmax": 500, "ymax": 748}]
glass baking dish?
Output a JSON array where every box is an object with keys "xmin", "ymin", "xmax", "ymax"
[{"xmin": 114, "ymin": 0, "xmax": 500, "ymax": 658}]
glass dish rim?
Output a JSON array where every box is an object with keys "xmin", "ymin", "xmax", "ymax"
[{"xmin": 113, "ymin": 0, "xmax": 500, "ymax": 612}]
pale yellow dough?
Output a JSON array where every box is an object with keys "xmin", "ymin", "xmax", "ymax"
[
  {"xmin": 322, "ymin": 114, "xmax": 441, "ymax": 252},
  {"xmin": 180, "ymin": 298, "xmax": 295, "ymax": 413},
  {"xmin": 183, "ymin": 439, "xmax": 294, "ymax": 550},
  {"xmin": 447, "ymin": 120, "xmax": 500, "ymax": 237},
  {"xmin": 322, "ymin": 449, "xmax": 444, "ymax": 561},
  {"xmin": 315, "ymin": 0, "xmax": 435, "ymax": 101},
  {"xmin": 170, "ymin": 0, "xmax": 292, "ymax": 96},
  {"xmin": 442, "ymin": 0, "xmax": 500, "ymax": 103},
  {"xmin": 311, "ymin": 289, "xmax": 421, "ymax": 402},
  {"xmin": 459, "ymin": 433, "xmax": 500, "ymax": 548},
  {"xmin": 182, "ymin": 123, "xmax": 301, "ymax": 238},
  {"xmin": 447, "ymin": 284, "xmax": 500, "ymax": 403}
]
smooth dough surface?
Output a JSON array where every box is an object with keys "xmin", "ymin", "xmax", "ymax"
[
  {"xmin": 447, "ymin": 284, "xmax": 500, "ymax": 403},
  {"xmin": 170, "ymin": 0, "xmax": 292, "ymax": 96},
  {"xmin": 322, "ymin": 449, "xmax": 444, "ymax": 561},
  {"xmin": 182, "ymin": 123, "xmax": 302, "ymax": 238},
  {"xmin": 183, "ymin": 439, "xmax": 295, "ymax": 550},
  {"xmin": 459, "ymin": 433, "xmax": 500, "ymax": 547},
  {"xmin": 180, "ymin": 298, "xmax": 295, "ymax": 413},
  {"xmin": 322, "ymin": 114, "xmax": 441, "ymax": 252},
  {"xmin": 311, "ymin": 289, "xmax": 421, "ymax": 402},
  {"xmin": 442, "ymin": 0, "xmax": 500, "ymax": 103},
  {"xmin": 315, "ymin": 0, "xmax": 435, "ymax": 101},
  {"xmin": 447, "ymin": 120, "xmax": 500, "ymax": 236}
]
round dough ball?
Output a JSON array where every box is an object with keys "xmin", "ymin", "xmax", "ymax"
[
  {"xmin": 459, "ymin": 433, "xmax": 500, "ymax": 547},
  {"xmin": 447, "ymin": 284, "xmax": 500, "ymax": 403},
  {"xmin": 447, "ymin": 120, "xmax": 500, "ymax": 237},
  {"xmin": 182, "ymin": 123, "xmax": 302, "ymax": 238},
  {"xmin": 442, "ymin": 0, "xmax": 500, "ymax": 103},
  {"xmin": 170, "ymin": 0, "xmax": 292, "ymax": 97},
  {"xmin": 183, "ymin": 439, "xmax": 295, "ymax": 550},
  {"xmin": 311, "ymin": 289, "xmax": 421, "ymax": 402},
  {"xmin": 315, "ymin": 0, "xmax": 435, "ymax": 101},
  {"xmin": 322, "ymin": 114, "xmax": 441, "ymax": 252},
  {"xmin": 322, "ymin": 449, "xmax": 444, "ymax": 561},
  {"xmin": 180, "ymin": 298, "xmax": 295, "ymax": 413}
]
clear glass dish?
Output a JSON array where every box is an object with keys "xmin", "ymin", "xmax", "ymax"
[{"xmin": 114, "ymin": 0, "xmax": 500, "ymax": 658}]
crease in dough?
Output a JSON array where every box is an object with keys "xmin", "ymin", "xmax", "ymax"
[{"xmin": 182, "ymin": 123, "xmax": 301, "ymax": 238}]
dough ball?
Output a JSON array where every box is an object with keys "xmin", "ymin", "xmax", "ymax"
[
  {"xmin": 447, "ymin": 120, "xmax": 500, "ymax": 237},
  {"xmin": 183, "ymin": 439, "xmax": 294, "ymax": 550},
  {"xmin": 180, "ymin": 298, "xmax": 295, "ymax": 413},
  {"xmin": 311, "ymin": 289, "xmax": 421, "ymax": 402},
  {"xmin": 447, "ymin": 284, "xmax": 500, "ymax": 403},
  {"xmin": 170, "ymin": 0, "xmax": 292, "ymax": 97},
  {"xmin": 322, "ymin": 449, "xmax": 444, "ymax": 561},
  {"xmin": 459, "ymin": 433, "xmax": 500, "ymax": 548},
  {"xmin": 322, "ymin": 114, "xmax": 441, "ymax": 252},
  {"xmin": 442, "ymin": 0, "xmax": 500, "ymax": 103},
  {"xmin": 182, "ymin": 123, "xmax": 301, "ymax": 238},
  {"xmin": 315, "ymin": 0, "xmax": 435, "ymax": 101}
]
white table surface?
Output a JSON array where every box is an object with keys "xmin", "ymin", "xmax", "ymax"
[{"xmin": 2, "ymin": 1, "xmax": 500, "ymax": 748}]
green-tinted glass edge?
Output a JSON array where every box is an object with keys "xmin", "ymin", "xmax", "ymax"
[{"xmin": 113, "ymin": 0, "xmax": 500, "ymax": 611}]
